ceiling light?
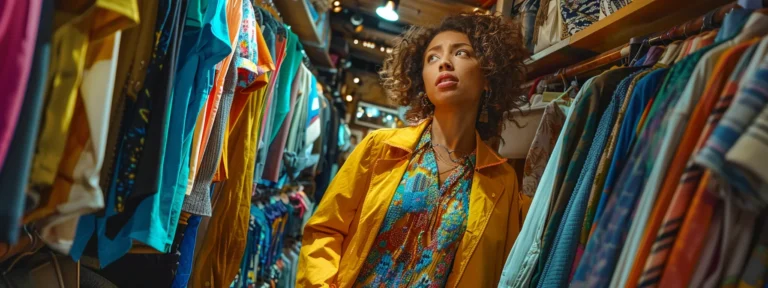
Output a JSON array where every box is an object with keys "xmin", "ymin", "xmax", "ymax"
[
  {"xmin": 333, "ymin": 6, "xmax": 342, "ymax": 12},
  {"xmin": 386, "ymin": 48, "xmax": 393, "ymax": 53},
  {"xmin": 353, "ymin": 77, "xmax": 360, "ymax": 84},
  {"xmin": 380, "ymin": 47, "xmax": 385, "ymax": 52},
  {"xmin": 345, "ymin": 95, "xmax": 354, "ymax": 102},
  {"xmin": 355, "ymin": 25, "xmax": 364, "ymax": 33},
  {"xmin": 353, "ymin": 39, "xmax": 359, "ymax": 44},
  {"xmin": 333, "ymin": 1, "xmax": 341, "ymax": 6},
  {"xmin": 350, "ymin": 14, "xmax": 363, "ymax": 26},
  {"xmin": 376, "ymin": 0, "xmax": 399, "ymax": 22}
]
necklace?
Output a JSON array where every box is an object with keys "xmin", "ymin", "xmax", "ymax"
[
  {"xmin": 432, "ymin": 145, "xmax": 462, "ymax": 167},
  {"xmin": 433, "ymin": 143, "xmax": 473, "ymax": 164}
]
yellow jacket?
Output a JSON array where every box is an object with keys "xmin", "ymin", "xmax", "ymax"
[{"xmin": 297, "ymin": 120, "xmax": 531, "ymax": 288}]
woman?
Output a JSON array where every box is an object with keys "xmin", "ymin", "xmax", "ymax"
[{"xmin": 298, "ymin": 13, "xmax": 531, "ymax": 288}]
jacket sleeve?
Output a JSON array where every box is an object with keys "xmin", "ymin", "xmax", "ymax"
[
  {"xmin": 504, "ymin": 167, "xmax": 532, "ymax": 256},
  {"xmin": 297, "ymin": 132, "xmax": 380, "ymax": 287}
]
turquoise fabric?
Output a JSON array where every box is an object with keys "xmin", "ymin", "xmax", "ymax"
[
  {"xmin": 70, "ymin": 0, "xmax": 231, "ymax": 266},
  {"xmin": 538, "ymin": 69, "xmax": 643, "ymax": 287},
  {"xmin": 158, "ymin": 0, "xmax": 231, "ymax": 251}
]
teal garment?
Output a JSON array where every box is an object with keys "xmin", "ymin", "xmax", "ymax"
[
  {"xmin": 269, "ymin": 29, "xmax": 301, "ymax": 144},
  {"xmin": 70, "ymin": 0, "xmax": 188, "ymax": 266},
  {"xmin": 69, "ymin": 0, "xmax": 231, "ymax": 267},
  {"xmin": 159, "ymin": 0, "xmax": 231, "ymax": 249}
]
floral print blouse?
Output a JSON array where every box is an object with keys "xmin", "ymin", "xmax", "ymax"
[
  {"xmin": 522, "ymin": 101, "xmax": 566, "ymax": 197},
  {"xmin": 354, "ymin": 126, "xmax": 476, "ymax": 288}
]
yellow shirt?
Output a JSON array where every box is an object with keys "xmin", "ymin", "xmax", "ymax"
[
  {"xmin": 297, "ymin": 120, "xmax": 532, "ymax": 287},
  {"xmin": 26, "ymin": 0, "xmax": 138, "ymax": 227}
]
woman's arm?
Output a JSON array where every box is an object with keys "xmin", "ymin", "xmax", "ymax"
[{"xmin": 297, "ymin": 132, "xmax": 379, "ymax": 287}]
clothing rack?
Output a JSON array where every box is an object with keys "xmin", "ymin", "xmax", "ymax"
[{"xmin": 523, "ymin": 0, "xmax": 766, "ymax": 91}]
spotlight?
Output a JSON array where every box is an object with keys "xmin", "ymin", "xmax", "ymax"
[
  {"xmin": 353, "ymin": 77, "xmax": 360, "ymax": 84},
  {"xmin": 353, "ymin": 39, "xmax": 359, "ymax": 44},
  {"xmin": 333, "ymin": 6, "xmax": 342, "ymax": 12},
  {"xmin": 355, "ymin": 25, "xmax": 364, "ymax": 33},
  {"xmin": 333, "ymin": 1, "xmax": 340, "ymax": 6},
  {"xmin": 345, "ymin": 95, "xmax": 354, "ymax": 102},
  {"xmin": 376, "ymin": 0, "xmax": 399, "ymax": 21},
  {"xmin": 380, "ymin": 47, "xmax": 385, "ymax": 52}
]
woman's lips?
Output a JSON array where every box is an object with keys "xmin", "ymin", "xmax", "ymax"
[
  {"xmin": 435, "ymin": 73, "xmax": 459, "ymax": 90},
  {"xmin": 436, "ymin": 80, "xmax": 458, "ymax": 89}
]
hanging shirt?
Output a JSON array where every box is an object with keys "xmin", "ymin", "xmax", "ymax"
[
  {"xmin": 0, "ymin": 0, "xmax": 42, "ymax": 174},
  {"xmin": 620, "ymin": 38, "xmax": 759, "ymax": 288},
  {"xmin": 69, "ymin": 0, "xmax": 185, "ymax": 265},
  {"xmin": 589, "ymin": 68, "xmax": 667, "ymax": 230},
  {"xmin": 537, "ymin": 68, "xmax": 643, "ymax": 288},
  {"xmin": 522, "ymin": 102, "xmax": 567, "ymax": 197},
  {"xmin": 354, "ymin": 125, "xmax": 476, "ymax": 287},
  {"xmin": 26, "ymin": 0, "xmax": 139, "ymax": 223},
  {"xmin": 499, "ymin": 79, "xmax": 591, "ymax": 288},
  {"xmin": 0, "ymin": 0, "xmax": 49, "ymax": 244},
  {"xmin": 579, "ymin": 69, "xmax": 653, "ymax": 265}
]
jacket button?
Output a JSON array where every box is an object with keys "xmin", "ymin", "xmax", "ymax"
[{"xmin": 491, "ymin": 193, "xmax": 496, "ymax": 198}]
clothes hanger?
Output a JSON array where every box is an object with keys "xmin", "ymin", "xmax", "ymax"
[{"xmin": 629, "ymin": 39, "xmax": 649, "ymax": 66}]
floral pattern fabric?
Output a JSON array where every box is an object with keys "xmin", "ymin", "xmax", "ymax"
[
  {"xmin": 523, "ymin": 102, "xmax": 566, "ymax": 197},
  {"xmin": 354, "ymin": 125, "xmax": 475, "ymax": 288}
]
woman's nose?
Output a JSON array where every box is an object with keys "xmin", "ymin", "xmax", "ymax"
[{"xmin": 439, "ymin": 59, "xmax": 453, "ymax": 71}]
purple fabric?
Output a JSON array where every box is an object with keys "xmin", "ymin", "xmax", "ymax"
[
  {"xmin": 642, "ymin": 46, "xmax": 666, "ymax": 66},
  {"xmin": 0, "ymin": 0, "xmax": 42, "ymax": 170}
]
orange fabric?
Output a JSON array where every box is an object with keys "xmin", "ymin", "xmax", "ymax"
[
  {"xmin": 242, "ymin": 24, "xmax": 275, "ymax": 92},
  {"xmin": 213, "ymin": 23, "xmax": 275, "ymax": 182},
  {"xmin": 25, "ymin": 100, "xmax": 89, "ymax": 224},
  {"xmin": 658, "ymin": 172, "xmax": 718, "ymax": 287},
  {"xmin": 625, "ymin": 40, "xmax": 757, "ymax": 288},
  {"xmin": 186, "ymin": 0, "xmax": 242, "ymax": 194}
]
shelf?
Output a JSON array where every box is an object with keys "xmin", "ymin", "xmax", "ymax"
[
  {"xmin": 302, "ymin": 18, "xmax": 335, "ymax": 68},
  {"xmin": 525, "ymin": 0, "xmax": 732, "ymax": 79},
  {"xmin": 274, "ymin": 0, "xmax": 335, "ymax": 68},
  {"xmin": 274, "ymin": 0, "xmax": 325, "ymax": 45}
]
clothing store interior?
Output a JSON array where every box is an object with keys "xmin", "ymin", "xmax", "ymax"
[{"xmin": 2, "ymin": 0, "xmax": 768, "ymax": 287}]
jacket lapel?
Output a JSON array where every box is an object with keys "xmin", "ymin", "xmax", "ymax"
[
  {"xmin": 450, "ymin": 133, "xmax": 507, "ymax": 286},
  {"xmin": 347, "ymin": 121, "xmax": 429, "ymax": 282}
]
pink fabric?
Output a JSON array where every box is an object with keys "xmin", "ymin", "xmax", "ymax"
[
  {"xmin": 262, "ymin": 68, "xmax": 301, "ymax": 182},
  {"xmin": 0, "ymin": 0, "xmax": 42, "ymax": 169}
]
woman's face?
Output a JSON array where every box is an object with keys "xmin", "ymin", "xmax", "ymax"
[{"xmin": 421, "ymin": 31, "xmax": 486, "ymax": 110}]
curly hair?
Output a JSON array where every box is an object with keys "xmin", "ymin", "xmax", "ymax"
[{"xmin": 380, "ymin": 13, "xmax": 529, "ymax": 141}]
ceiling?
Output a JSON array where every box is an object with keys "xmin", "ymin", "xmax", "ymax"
[{"xmin": 340, "ymin": 0, "xmax": 487, "ymax": 27}]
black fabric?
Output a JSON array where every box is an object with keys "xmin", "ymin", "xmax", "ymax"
[
  {"xmin": 314, "ymin": 103, "xmax": 340, "ymax": 203},
  {"xmin": 98, "ymin": 221, "xmax": 187, "ymax": 287},
  {"xmin": 80, "ymin": 266, "xmax": 118, "ymax": 288}
]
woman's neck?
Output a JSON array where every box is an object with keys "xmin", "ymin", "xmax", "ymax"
[{"xmin": 431, "ymin": 107, "xmax": 478, "ymax": 154}]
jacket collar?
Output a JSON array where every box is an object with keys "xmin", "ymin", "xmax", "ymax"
[{"xmin": 382, "ymin": 119, "xmax": 508, "ymax": 172}]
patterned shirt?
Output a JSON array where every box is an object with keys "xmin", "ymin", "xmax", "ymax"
[{"xmin": 354, "ymin": 126, "xmax": 475, "ymax": 288}]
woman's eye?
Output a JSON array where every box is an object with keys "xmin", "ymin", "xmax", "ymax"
[
  {"xmin": 456, "ymin": 50, "xmax": 469, "ymax": 57},
  {"xmin": 427, "ymin": 55, "xmax": 439, "ymax": 63}
]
